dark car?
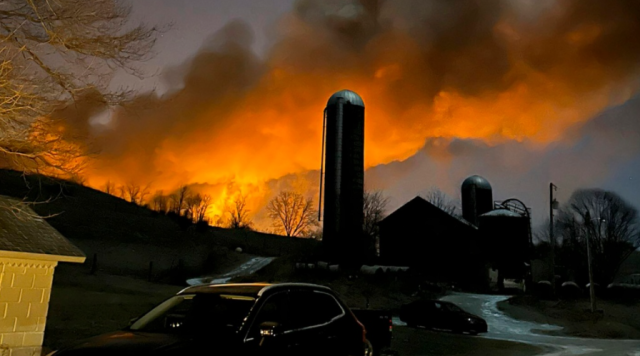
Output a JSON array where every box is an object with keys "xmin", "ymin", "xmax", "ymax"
[
  {"xmin": 399, "ymin": 300, "xmax": 487, "ymax": 335},
  {"xmin": 48, "ymin": 283, "xmax": 373, "ymax": 356}
]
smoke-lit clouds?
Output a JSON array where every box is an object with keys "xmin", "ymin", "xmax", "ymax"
[
  {"xmin": 63, "ymin": 0, "xmax": 640, "ymax": 227},
  {"xmin": 367, "ymin": 93, "xmax": 640, "ymax": 225}
]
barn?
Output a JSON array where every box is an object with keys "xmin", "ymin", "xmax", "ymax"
[
  {"xmin": 378, "ymin": 197, "xmax": 486, "ymax": 287},
  {"xmin": 378, "ymin": 175, "xmax": 533, "ymax": 291}
]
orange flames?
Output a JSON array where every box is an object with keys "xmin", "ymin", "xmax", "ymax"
[{"xmin": 65, "ymin": 0, "xmax": 640, "ymax": 229}]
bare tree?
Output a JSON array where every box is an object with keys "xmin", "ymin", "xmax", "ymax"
[
  {"xmin": 117, "ymin": 185, "xmax": 127, "ymax": 200},
  {"xmin": 0, "ymin": 0, "xmax": 159, "ymax": 177},
  {"xmin": 194, "ymin": 194, "xmax": 211, "ymax": 223},
  {"xmin": 556, "ymin": 188, "xmax": 640, "ymax": 285},
  {"xmin": 267, "ymin": 191, "xmax": 318, "ymax": 237},
  {"xmin": 170, "ymin": 185, "xmax": 189, "ymax": 215},
  {"xmin": 422, "ymin": 187, "xmax": 459, "ymax": 216},
  {"xmin": 363, "ymin": 190, "xmax": 389, "ymax": 255},
  {"xmin": 151, "ymin": 191, "xmax": 169, "ymax": 213},
  {"xmin": 120, "ymin": 182, "xmax": 150, "ymax": 205},
  {"xmin": 226, "ymin": 193, "xmax": 253, "ymax": 230},
  {"xmin": 178, "ymin": 192, "xmax": 212, "ymax": 223},
  {"xmin": 184, "ymin": 193, "xmax": 200, "ymax": 221},
  {"xmin": 103, "ymin": 181, "xmax": 116, "ymax": 195}
]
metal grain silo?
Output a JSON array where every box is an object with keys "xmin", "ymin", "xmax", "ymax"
[
  {"xmin": 461, "ymin": 175, "xmax": 493, "ymax": 226},
  {"xmin": 478, "ymin": 209, "xmax": 530, "ymax": 286},
  {"xmin": 319, "ymin": 90, "xmax": 365, "ymax": 264}
]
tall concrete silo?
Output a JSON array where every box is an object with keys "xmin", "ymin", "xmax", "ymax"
[
  {"xmin": 319, "ymin": 90, "xmax": 365, "ymax": 264},
  {"xmin": 461, "ymin": 175, "xmax": 493, "ymax": 226}
]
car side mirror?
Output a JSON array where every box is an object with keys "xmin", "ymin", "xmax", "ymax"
[{"xmin": 259, "ymin": 321, "xmax": 281, "ymax": 338}]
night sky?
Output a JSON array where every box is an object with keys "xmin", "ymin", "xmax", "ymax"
[
  {"xmin": 125, "ymin": 0, "xmax": 295, "ymax": 92},
  {"xmin": 85, "ymin": 0, "xmax": 640, "ymax": 230}
]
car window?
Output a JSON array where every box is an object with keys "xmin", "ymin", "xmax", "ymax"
[
  {"xmin": 130, "ymin": 294, "xmax": 254, "ymax": 334},
  {"xmin": 250, "ymin": 292, "xmax": 290, "ymax": 336},
  {"xmin": 442, "ymin": 303, "xmax": 464, "ymax": 313},
  {"xmin": 287, "ymin": 291, "xmax": 344, "ymax": 330}
]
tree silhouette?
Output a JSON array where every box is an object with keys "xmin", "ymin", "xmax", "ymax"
[
  {"xmin": 227, "ymin": 193, "xmax": 253, "ymax": 230},
  {"xmin": 170, "ymin": 185, "xmax": 189, "ymax": 215},
  {"xmin": 267, "ymin": 191, "xmax": 317, "ymax": 237},
  {"xmin": 122, "ymin": 183, "xmax": 150, "ymax": 205},
  {"xmin": 422, "ymin": 187, "xmax": 459, "ymax": 216},
  {"xmin": 363, "ymin": 190, "xmax": 389, "ymax": 256},
  {"xmin": 151, "ymin": 191, "xmax": 169, "ymax": 213},
  {"xmin": 103, "ymin": 181, "xmax": 116, "ymax": 195},
  {"xmin": 556, "ymin": 188, "xmax": 640, "ymax": 285},
  {"xmin": 0, "ymin": 0, "xmax": 159, "ymax": 177}
]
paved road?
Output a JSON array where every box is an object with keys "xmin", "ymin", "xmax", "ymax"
[
  {"xmin": 185, "ymin": 256, "xmax": 275, "ymax": 286},
  {"xmin": 440, "ymin": 293, "xmax": 640, "ymax": 356}
]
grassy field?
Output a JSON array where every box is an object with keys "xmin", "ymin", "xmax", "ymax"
[
  {"xmin": 498, "ymin": 295, "xmax": 640, "ymax": 339},
  {"xmin": 44, "ymin": 265, "xmax": 183, "ymax": 353}
]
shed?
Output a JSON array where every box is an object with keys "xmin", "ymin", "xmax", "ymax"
[{"xmin": 0, "ymin": 196, "xmax": 85, "ymax": 356}]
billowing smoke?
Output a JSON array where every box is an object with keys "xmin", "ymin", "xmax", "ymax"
[
  {"xmin": 64, "ymin": 0, "xmax": 640, "ymax": 227},
  {"xmin": 366, "ymin": 92, "xmax": 640, "ymax": 225}
]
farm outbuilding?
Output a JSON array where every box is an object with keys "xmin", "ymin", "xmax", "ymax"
[
  {"xmin": 378, "ymin": 175, "xmax": 533, "ymax": 291},
  {"xmin": 378, "ymin": 197, "xmax": 486, "ymax": 287},
  {"xmin": 0, "ymin": 196, "xmax": 85, "ymax": 356}
]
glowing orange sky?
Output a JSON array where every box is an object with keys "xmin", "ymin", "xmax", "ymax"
[{"xmin": 72, "ymin": 0, "xmax": 640, "ymax": 229}]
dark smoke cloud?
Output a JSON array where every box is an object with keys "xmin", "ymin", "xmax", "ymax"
[
  {"xmin": 366, "ymin": 93, "xmax": 640, "ymax": 224},
  {"xmin": 83, "ymin": 20, "xmax": 265, "ymax": 187},
  {"xmin": 55, "ymin": 0, "xmax": 640, "ymax": 227}
]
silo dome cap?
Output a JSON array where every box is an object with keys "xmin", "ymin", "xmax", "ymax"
[
  {"xmin": 327, "ymin": 89, "xmax": 365, "ymax": 107},
  {"xmin": 462, "ymin": 175, "xmax": 492, "ymax": 190}
]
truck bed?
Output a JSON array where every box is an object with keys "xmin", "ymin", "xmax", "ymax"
[{"xmin": 352, "ymin": 309, "xmax": 393, "ymax": 354}]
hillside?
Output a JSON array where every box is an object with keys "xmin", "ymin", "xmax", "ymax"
[{"xmin": 0, "ymin": 169, "xmax": 321, "ymax": 282}]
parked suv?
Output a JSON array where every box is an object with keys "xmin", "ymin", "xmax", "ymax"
[
  {"xmin": 400, "ymin": 299, "xmax": 487, "ymax": 335},
  {"xmin": 48, "ymin": 283, "xmax": 373, "ymax": 356}
]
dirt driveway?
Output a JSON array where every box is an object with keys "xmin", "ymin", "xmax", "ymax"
[{"xmin": 441, "ymin": 293, "xmax": 640, "ymax": 356}]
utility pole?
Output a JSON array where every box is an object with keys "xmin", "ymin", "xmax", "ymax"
[
  {"xmin": 586, "ymin": 214, "xmax": 599, "ymax": 313},
  {"xmin": 586, "ymin": 230, "xmax": 597, "ymax": 313},
  {"xmin": 549, "ymin": 183, "xmax": 557, "ymax": 295}
]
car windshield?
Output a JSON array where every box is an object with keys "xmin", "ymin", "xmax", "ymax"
[
  {"xmin": 434, "ymin": 302, "xmax": 464, "ymax": 313},
  {"xmin": 442, "ymin": 303, "xmax": 464, "ymax": 313},
  {"xmin": 130, "ymin": 294, "xmax": 255, "ymax": 334}
]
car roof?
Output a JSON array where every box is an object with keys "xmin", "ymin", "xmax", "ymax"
[
  {"xmin": 178, "ymin": 283, "xmax": 270, "ymax": 297},
  {"xmin": 178, "ymin": 282, "xmax": 332, "ymax": 298}
]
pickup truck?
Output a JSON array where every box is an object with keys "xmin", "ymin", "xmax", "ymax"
[
  {"xmin": 47, "ymin": 283, "xmax": 381, "ymax": 356},
  {"xmin": 352, "ymin": 309, "xmax": 393, "ymax": 354}
]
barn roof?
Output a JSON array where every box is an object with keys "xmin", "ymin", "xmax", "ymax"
[
  {"xmin": 0, "ymin": 196, "xmax": 85, "ymax": 262},
  {"xmin": 380, "ymin": 196, "xmax": 478, "ymax": 230}
]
